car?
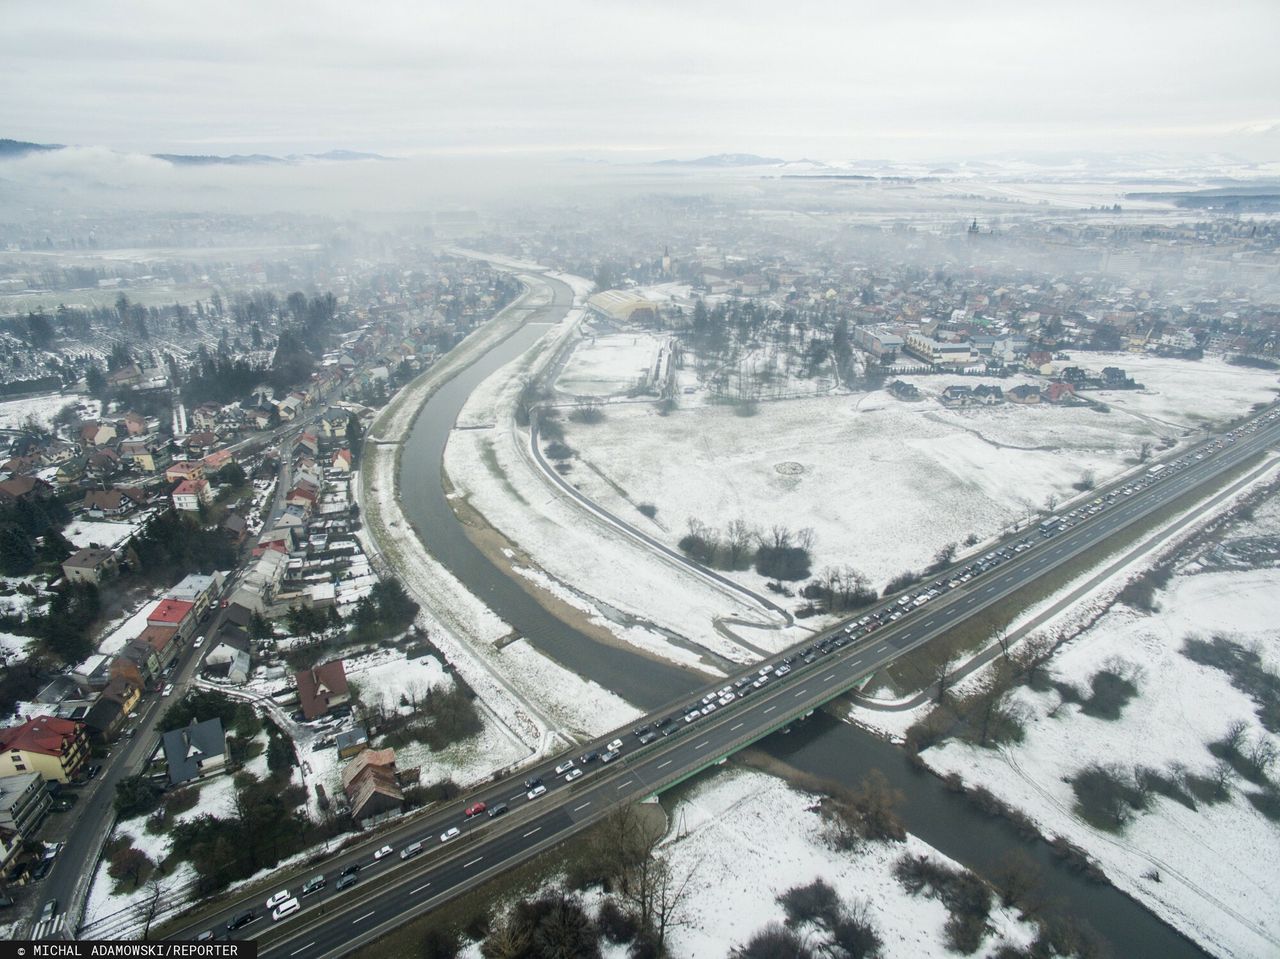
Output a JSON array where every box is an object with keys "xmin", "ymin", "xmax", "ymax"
[
  {"xmin": 565, "ymin": 768, "xmax": 584, "ymax": 782},
  {"xmin": 335, "ymin": 873, "xmax": 358, "ymax": 891},
  {"xmin": 193, "ymin": 637, "xmax": 204, "ymax": 649},
  {"xmin": 41, "ymin": 842, "xmax": 64, "ymax": 862},
  {"xmin": 440, "ymin": 827, "xmax": 460, "ymax": 843},
  {"xmin": 465, "ymin": 801, "xmax": 487, "ymax": 817},
  {"xmin": 272, "ymin": 898, "xmax": 300, "ymax": 921},
  {"xmin": 340, "ymin": 862, "xmax": 362, "ymax": 878},
  {"xmin": 684, "ymin": 711, "xmax": 700, "ymax": 724},
  {"xmin": 291, "ymin": 710, "xmax": 307, "ymax": 722},
  {"xmin": 578, "ymin": 751, "xmax": 599, "ymax": 764},
  {"xmin": 632, "ymin": 725, "xmax": 651, "ymax": 739},
  {"xmin": 487, "ymin": 802, "xmax": 509, "ymax": 818},
  {"xmin": 196, "ymin": 930, "xmax": 217, "ymax": 942},
  {"xmin": 527, "ymin": 784, "xmax": 547, "ymax": 799},
  {"xmin": 700, "ymin": 704, "xmax": 717, "ymax": 716},
  {"xmin": 29, "ymin": 859, "xmax": 51, "ymax": 881},
  {"xmin": 226, "ymin": 910, "xmax": 258, "ymax": 930},
  {"xmin": 301, "ymin": 875, "xmax": 326, "ymax": 896},
  {"xmin": 751, "ymin": 677, "xmax": 768, "ymax": 690},
  {"xmin": 554, "ymin": 760, "xmax": 575, "ymax": 775},
  {"xmin": 39, "ymin": 899, "xmax": 57, "ymax": 922},
  {"xmin": 85, "ymin": 763, "xmax": 101, "ymax": 779},
  {"xmin": 607, "ymin": 739, "xmax": 623, "ymax": 752},
  {"xmin": 373, "ymin": 845, "xmax": 394, "ymax": 861},
  {"xmin": 637, "ymin": 731, "xmax": 658, "ymax": 745},
  {"xmin": 600, "ymin": 750, "xmax": 619, "ymax": 763},
  {"xmin": 162, "ymin": 683, "xmax": 175, "ymax": 697},
  {"xmin": 717, "ymin": 693, "xmax": 734, "ymax": 706},
  {"xmin": 265, "ymin": 890, "xmax": 292, "ymax": 910},
  {"xmin": 523, "ymin": 776, "xmax": 543, "ymax": 790}
]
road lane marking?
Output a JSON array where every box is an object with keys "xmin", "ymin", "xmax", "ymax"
[
  {"xmin": 292, "ymin": 944, "xmax": 316, "ymax": 956},
  {"xmin": 464, "ymin": 857, "xmax": 483, "ymax": 868},
  {"xmin": 617, "ymin": 779, "xmax": 635, "ymax": 790},
  {"xmin": 353, "ymin": 911, "xmax": 375, "ymax": 924},
  {"xmin": 657, "ymin": 759, "xmax": 673, "ymax": 769},
  {"xmin": 731, "ymin": 722, "xmax": 744, "ymax": 731},
  {"xmin": 823, "ymin": 673, "xmax": 836, "ymax": 681},
  {"xmin": 410, "ymin": 883, "xmax": 431, "ymax": 895},
  {"xmin": 573, "ymin": 801, "xmax": 591, "ymax": 812},
  {"xmin": 763, "ymin": 706, "xmax": 777, "ymax": 714},
  {"xmin": 695, "ymin": 740, "xmax": 710, "ymax": 750},
  {"xmin": 794, "ymin": 689, "xmax": 808, "ymax": 698},
  {"xmin": 850, "ymin": 659, "xmax": 863, "ymax": 668},
  {"xmin": 522, "ymin": 828, "xmax": 540, "ymax": 838}
]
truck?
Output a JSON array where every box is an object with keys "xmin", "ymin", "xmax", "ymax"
[{"xmin": 1146, "ymin": 463, "xmax": 1167, "ymax": 477}]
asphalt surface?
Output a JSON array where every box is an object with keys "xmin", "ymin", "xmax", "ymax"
[{"xmin": 158, "ymin": 404, "xmax": 1280, "ymax": 957}]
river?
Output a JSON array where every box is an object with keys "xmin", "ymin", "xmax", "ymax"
[{"xmin": 391, "ymin": 274, "xmax": 1211, "ymax": 959}]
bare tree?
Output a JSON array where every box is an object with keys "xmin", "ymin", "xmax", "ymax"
[
  {"xmin": 934, "ymin": 653, "xmax": 957, "ymax": 705},
  {"xmin": 1221, "ymin": 719, "xmax": 1250, "ymax": 755},
  {"xmin": 1044, "ymin": 492, "xmax": 1059, "ymax": 512},
  {"xmin": 135, "ymin": 878, "xmax": 165, "ymax": 941},
  {"xmin": 796, "ymin": 527, "xmax": 816, "ymax": 552},
  {"xmin": 1210, "ymin": 759, "xmax": 1235, "ymax": 800},
  {"xmin": 1138, "ymin": 441, "xmax": 1153, "ymax": 463},
  {"xmin": 652, "ymin": 856, "xmax": 699, "ymax": 952},
  {"xmin": 992, "ymin": 619, "xmax": 1015, "ymax": 660},
  {"xmin": 1249, "ymin": 738, "xmax": 1277, "ymax": 776},
  {"xmin": 725, "ymin": 518, "xmax": 755, "ymax": 569}
]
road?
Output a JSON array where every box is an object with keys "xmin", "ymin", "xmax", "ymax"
[{"xmin": 161, "ymin": 403, "xmax": 1280, "ymax": 955}]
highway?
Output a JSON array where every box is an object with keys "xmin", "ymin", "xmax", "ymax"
[{"xmin": 158, "ymin": 402, "xmax": 1280, "ymax": 957}]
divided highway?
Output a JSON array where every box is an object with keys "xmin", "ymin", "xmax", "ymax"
[{"xmin": 169, "ymin": 404, "xmax": 1280, "ymax": 958}]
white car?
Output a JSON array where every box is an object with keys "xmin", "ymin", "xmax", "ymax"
[
  {"xmin": 271, "ymin": 898, "xmax": 300, "ymax": 921},
  {"xmin": 373, "ymin": 845, "xmax": 394, "ymax": 861},
  {"xmin": 565, "ymin": 768, "xmax": 583, "ymax": 783},
  {"xmin": 554, "ymin": 760, "xmax": 575, "ymax": 775},
  {"xmin": 607, "ymin": 739, "xmax": 623, "ymax": 752},
  {"xmin": 527, "ymin": 784, "xmax": 547, "ymax": 800},
  {"xmin": 440, "ymin": 827, "xmax": 460, "ymax": 843},
  {"xmin": 265, "ymin": 889, "xmax": 292, "ymax": 910}
]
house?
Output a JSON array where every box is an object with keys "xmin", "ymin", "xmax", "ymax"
[
  {"xmin": 137, "ymin": 624, "xmax": 180, "ymax": 669},
  {"xmin": 0, "ymin": 716, "xmax": 89, "ymax": 782},
  {"xmin": 165, "ymin": 461, "xmax": 206, "ymax": 484},
  {"xmin": 81, "ymin": 487, "xmax": 147, "ymax": 518},
  {"xmin": 161, "ymin": 718, "xmax": 228, "ymax": 787},
  {"xmin": 0, "ymin": 773, "xmax": 50, "ymax": 876},
  {"xmin": 319, "ymin": 407, "xmax": 350, "ymax": 439},
  {"xmin": 340, "ymin": 748, "xmax": 402, "ymax": 820},
  {"xmin": 79, "ymin": 421, "xmax": 117, "ymax": 447},
  {"xmin": 940, "ymin": 385, "xmax": 973, "ymax": 408},
  {"xmin": 1046, "ymin": 382, "xmax": 1077, "ymax": 404},
  {"xmin": 172, "ymin": 478, "xmax": 212, "ymax": 512},
  {"xmin": 106, "ymin": 364, "xmax": 142, "ymax": 388},
  {"xmin": 295, "ymin": 659, "xmax": 351, "ymax": 720},
  {"xmin": 83, "ymin": 678, "xmax": 140, "ymax": 741},
  {"xmin": 294, "ymin": 432, "xmax": 320, "ymax": 459},
  {"xmin": 148, "ymin": 597, "xmax": 197, "ymax": 641},
  {"xmin": 1007, "ymin": 384, "xmax": 1042, "ymax": 405},
  {"xmin": 331, "ymin": 449, "xmax": 353, "ymax": 472},
  {"xmin": 204, "ymin": 629, "xmax": 251, "ymax": 684},
  {"xmin": 70, "ymin": 654, "xmax": 113, "ymax": 691},
  {"xmin": 122, "ymin": 411, "xmax": 150, "ymax": 436},
  {"xmin": 55, "ymin": 455, "xmax": 86, "ymax": 485},
  {"xmin": 111, "ymin": 639, "xmax": 161, "ymax": 688},
  {"xmin": 201, "ymin": 449, "xmax": 234, "ymax": 474},
  {"xmin": 230, "ymin": 550, "xmax": 287, "ymax": 612},
  {"xmin": 887, "ymin": 380, "xmax": 921, "ymax": 402},
  {"xmin": 276, "ymin": 395, "xmax": 303, "ymax": 422},
  {"xmin": 62, "ymin": 547, "xmax": 118, "ymax": 585},
  {"xmin": 972, "ymin": 384, "xmax": 1004, "ymax": 405},
  {"xmin": 184, "ymin": 431, "xmax": 219, "ymax": 455},
  {"xmin": 335, "ymin": 726, "xmax": 369, "ymax": 759},
  {"xmin": 190, "ymin": 404, "xmax": 222, "ymax": 432},
  {"xmin": 222, "ymin": 512, "xmax": 248, "ymax": 545},
  {"xmin": 0, "ymin": 475, "xmax": 55, "ymax": 505},
  {"xmin": 166, "ymin": 572, "xmax": 223, "ymax": 621},
  {"xmin": 1101, "ymin": 366, "xmax": 1139, "ymax": 389},
  {"xmin": 85, "ymin": 448, "xmax": 122, "ymax": 479},
  {"xmin": 119, "ymin": 438, "xmax": 171, "ymax": 473}
]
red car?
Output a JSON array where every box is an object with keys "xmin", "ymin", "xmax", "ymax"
[{"xmin": 464, "ymin": 801, "xmax": 487, "ymax": 818}]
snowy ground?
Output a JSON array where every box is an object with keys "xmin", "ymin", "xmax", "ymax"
[
  {"xmin": 555, "ymin": 332, "xmax": 663, "ymax": 396},
  {"xmin": 63, "ymin": 517, "xmax": 144, "ymax": 553},
  {"xmin": 0, "ymin": 391, "xmax": 91, "ymax": 430},
  {"xmin": 920, "ymin": 567, "xmax": 1280, "ymax": 959},
  {"xmin": 96, "ymin": 599, "xmax": 157, "ymax": 655},
  {"xmin": 454, "ymin": 767, "xmax": 1040, "ymax": 959}
]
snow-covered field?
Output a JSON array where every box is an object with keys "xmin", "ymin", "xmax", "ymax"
[
  {"xmin": 64, "ymin": 518, "xmax": 143, "ymax": 553},
  {"xmin": 555, "ymin": 332, "xmax": 662, "ymax": 396},
  {"xmin": 0, "ymin": 391, "xmax": 90, "ymax": 430},
  {"xmin": 923, "ymin": 566, "xmax": 1280, "ymax": 959}
]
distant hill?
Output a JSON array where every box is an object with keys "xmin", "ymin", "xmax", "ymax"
[
  {"xmin": 0, "ymin": 137, "xmax": 390, "ymax": 165},
  {"xmin": 655, "ymin": 153, "xmax": 785, "ymax": 167},
  {"xmin": 0, "ymin": 138, "xmax": 63, "ymax": 158}
]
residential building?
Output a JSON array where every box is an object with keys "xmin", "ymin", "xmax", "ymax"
[
  {"xmin": 295, "ymin": 659, "xmax": 350, "ymax": 720},
  {"xmin": 110, "ymin": 639, "xmax": 161, "ymax": 688},
  {"xmin": 0, "ymin": 716, "xmax": 89, "ymax": 783},
  {"xmin": 148, "ymin": 598, "xmax": 197, "ymax": 641},
  {"xmin": 341, "ymin": 748, "xmax": 403, "ymax": 820},
  {"xmin": 80, "ymin": 487, "xmax": 147, "ymax": 518},
  {"xmin": 61, "ymin": 547, "xmax": 118, "ymax": 585},
  {"xmin": 335, "ymin": 726, "xmax": 369, "ymax": 759},
  {"xmin": 165, "ymin": 461, "xmax": 206, "ymax": 484},
  {"xmin": 161, "ymin": 718, "xmax": 228, "ymax": 787},
  {"xmin": 172, "ymin": 478, "xmax": 212, "ymax": 512},
  {"xmin": 166, "ymin": 572, "xmax": 223, "ymax": 620},
  {"xmin": 137, "ymin": 624, "xmax": 180, "ymax": 669},
  {"xmin": 0, "ymin": 773, "xmax": 50, "ymax": 876}
]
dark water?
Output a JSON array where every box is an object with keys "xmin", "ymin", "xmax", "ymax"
[
  {"xmin": 764, "ymin": 713, "xmax": 1212, "ymax": 959},
  {"xmin": 393, "ymin": 282, "xmax": 1213, "ymax": 959}
]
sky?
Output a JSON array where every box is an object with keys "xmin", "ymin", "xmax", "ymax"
[{"xmin": 3, "ymin": 0, "xmax": 1279, "ymax": 162}]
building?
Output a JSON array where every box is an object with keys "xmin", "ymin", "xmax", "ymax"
[
  {"xmin": 80, "ymin": 487, "xmax": 148, "ymax": 518},
  {"xmin": 0, "ymin": 716, "xmax": 89, "ymax": 783},
  {"xmin": 166, "ymin": 572, "xmax": 223, "ymax": 621},
  {"xmin": 853, "ymin": 326, "xmax": 905, "ymax": 360},
  {"xmin": 1007, "ymin": 384, "xmax": 1042, "ymax": 405},
  {"xmin": 0, "ymin": 772, "xmax": 50, "ymax": 876},
  {"xmin": 335, "ymin": 726, "xmax": 369, "ymax": 759},
  {"xmin": 172, "ymin": 478, "xmax": 212, "ymax": 512},
  {"xmin": 1046, "ymin": 382, "xmax": 1077, "ymax": 404},
  {"xmin": 904, "ymin": 331, "xmax": 973, "ymax": 367},
  {"xmin": 83, "ymin": 677, "xmax": 141, "ymax": 741},
  {"xmin": 161, "ymin": 718, "xmax": 228, "ymax": 787},
  {"xmin": 62, "ymin": 547, "xmax": 119, "ymax": 585},
  {"xmin": 119, "ymin": 438, "xmax": 171, "ymax": 474},
  {"xmin": 295, "ymin": 660, "xmax": 351, "ymax": 720},
  {"xmin": 341, "ymin": 748, "xmax": 403, "ymax": 820},
  {"xmin": 110, "ymin": 639, "xmax": 161, "ymax": 688},
  {"xmin": 148, "ymin": 598, "xmax": 197, "ymax": 642},
  {"xmin": 164, "ymin": 461, "xmax": 206, "ymax": 484},
  {"xmin": 137, "ymin": 624, "xmax": 180, "ymax": 669},
  {"xmin": 230, "ymin": 549, "xmax": 288, "ymax": 612},
  {"xmin": 585, "ymin": 289, "xmax": 658, "ymax": 324},
  {"xmin": 0, "ymin": 475, "xmax": 55, "ymax": 505}
]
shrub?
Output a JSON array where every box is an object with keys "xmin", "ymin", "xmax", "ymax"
[
  {"xmin": 636, "ymin": 503, "xmax": 657, "ymax": 519},
  {"xmin": 1078, "ymin": 669, "xmax": 1139, "ymax": 720},
  {"xmin": 778, "ymin": 878, "xmax": 842, "ymax": 931},
  {"xmin": 754, "ymin": 545, "xmax": 812, "ymax": 581},
  {"xmin": 596, "ymin": 898, "xmax": 637, "ymax": 944},
  {"xmin": 1070, "ymin": 763, "xmax": 1148, "ymax": 831}
]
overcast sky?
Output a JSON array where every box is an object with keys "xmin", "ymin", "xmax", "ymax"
[{"xmin": 4, "ymin": 0, "xmax": 1279, "ymax": 161}]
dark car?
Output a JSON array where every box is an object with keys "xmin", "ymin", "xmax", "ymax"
[
  {"xmin": 632, "ymin": 725, "xmax": 651, "ymax": 739},
  {"xmin": 487, "ymin": 802, "xmax": 509, "ymax": 819},
  {"xmin": 335, "ymin": 872, "xmax": 358, "ymax": 891},
  {"xmin": 523, "ymin": 776, "xmax": 543, "ymax": 790},
  {"xmin": 226, "ymin": 910, "xmax": 258, "ymax": 931},
  {"xmin": 29, "ymin": 859, "xmax": 51, "ymax": 881},
  {"xmin": 85, "ymin": 764, "xmax": 102, "ymax": 779},
  {"xmin": 637, "ymin": 731, "xmax": 658, "ymax": 745},
  {"xmin": 339, "ymin": 863, "xmax": 362, "ymax": 878}
]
